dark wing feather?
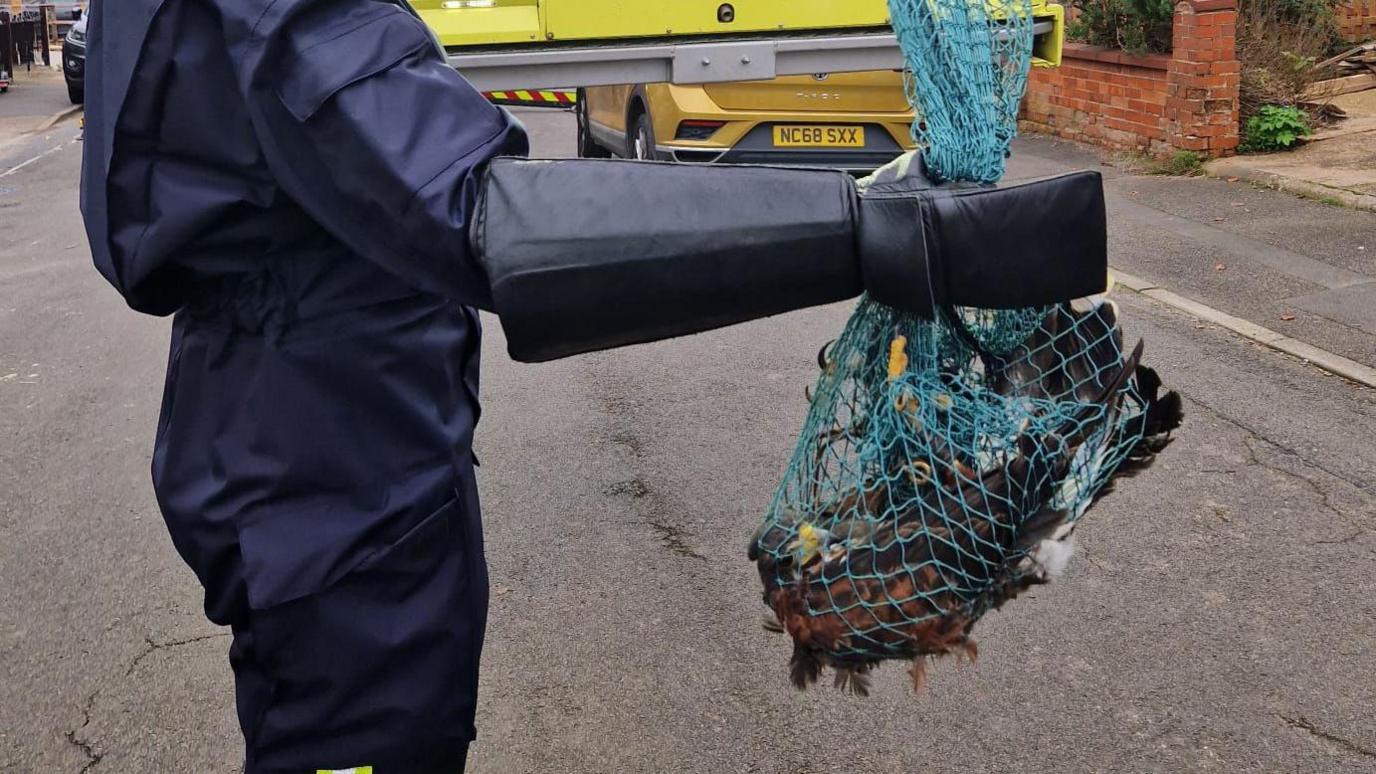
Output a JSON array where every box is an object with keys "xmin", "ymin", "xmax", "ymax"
[{"xmin": 1056, "ymin": 301, "xmax": 1126, "ymax": 403}]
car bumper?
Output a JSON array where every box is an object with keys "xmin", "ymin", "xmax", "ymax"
[
  {"xmin": 62, "ymin": 42, "xmax": 85, "ymax": 87},
  {"xmin": 656, "ymin": 122, "xmax": 907, "ymax": 173},
  {"xmin": 646, "ymin": 83, "xmax": 915, "ymax": 173}
]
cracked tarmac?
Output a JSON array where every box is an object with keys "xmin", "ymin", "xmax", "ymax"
[
  {"xmin": 1279, "ymin": 715, "xmax": 1376, "ymax": 760},
  {"xmin": 123, "ymin": 633, "xmax": 231, "ymax": 678},
  {"xmin": 63, "ymin": 690, "xmax": 100, "ymax": 774}
]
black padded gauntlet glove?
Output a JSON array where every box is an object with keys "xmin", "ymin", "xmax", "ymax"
[{"xmin": 471, "ymin": 155, "xmax": 1106, "ymax": 363}]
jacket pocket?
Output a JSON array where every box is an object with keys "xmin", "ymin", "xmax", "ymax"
[
  {"xmin": 245, "ymin": 493, "xmax": 482, "ymax": 761},
  {"xmin": 275, "ymin": 5, "xmax": 434, "ymax": 122},
  {"xmin": 239, "ymin": 488, "xmax": 465, "ymax": 612},
  {"xmin": 351, "ymin": 493, "xmax": 461, "ymax": 581}
]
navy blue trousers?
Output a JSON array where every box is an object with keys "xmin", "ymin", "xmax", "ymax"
[
  {"xmin": 228, "ymin": 491, "xmax": 483, "ymax": 773},
  {"xmin": 153, "ymin": 295, "xmax": 490, "ymax": 773}
]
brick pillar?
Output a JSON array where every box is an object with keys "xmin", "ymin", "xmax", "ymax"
[{"xmin": 1165, "ymin": 0, "xmax": 1240, "ymax": 157}]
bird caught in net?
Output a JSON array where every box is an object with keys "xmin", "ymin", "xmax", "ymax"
[
  {"xmin": 748, "ymin": 0, "xmax": 1184, "ymax": 695},
  {"xmin": 750, "ymin": 298, "xmax": 1182, "ymax": 694}
]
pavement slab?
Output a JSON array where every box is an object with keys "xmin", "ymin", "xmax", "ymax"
[
  {"xmin": 1208, "ymin": 134, "xmax": 1376, "ymax": 209},
  {"xmin": 1014, "ymin": 137, "xmax": 1376, "ymax": 371},
  {"xmin": 1207, "ymin": 88, "xmax": 1376, "ymax": 212},
  {"xmin": 1291, "ymin": 282, "xmax": 1376, "ymax": 331},
  {"xmin": 1102, "ymin": 172, "xmax": 1376, "ymax": 279},
  {"xmin": 0, "ymin": 66, "xmax": 78, "ymax": 159}
]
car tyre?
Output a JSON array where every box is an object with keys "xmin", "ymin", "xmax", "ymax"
[
  {"xmin": 67, "ymin": 83, "xmax": 83, "ymax": 105},
  {"xmin": 629, "ymin": 111, "xmax": 657, "ymax": 161},
  {"xmin": 575, "ymin": 90, "xmax": 612, "ymax": 159}
]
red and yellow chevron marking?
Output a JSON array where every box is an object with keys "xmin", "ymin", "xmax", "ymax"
[{"xmin": 483, "ymin": 89, "xmax": 578, "ymax": 107}]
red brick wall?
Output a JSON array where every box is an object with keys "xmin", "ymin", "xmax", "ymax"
[
  {"xmin": 1021, "ymin": 47, "xmax": 1174, "ymax": 155},
  {"xmin": 1337, "ymin": 0, "xmax": 1376, "ymax": 41},
  {"xmin": 1021, "ymin": 0, "xmax": 1241, "ymax": 157}
]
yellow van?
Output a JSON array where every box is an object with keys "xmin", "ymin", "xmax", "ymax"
[
  {"xmin": 413, "ymin": 0, "xmax": 1064, "ymax": 172},
  {"xmin": 577, "ymin": 73, "xmax": 918, "ymax": 172}
]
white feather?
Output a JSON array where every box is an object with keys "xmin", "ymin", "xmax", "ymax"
[{"xmin": 1033, "ymin": 538, "xmax": 1075, "ymax": 579}]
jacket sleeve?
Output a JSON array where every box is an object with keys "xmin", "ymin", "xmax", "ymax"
[{"xmin": 240, "ymin": 0, "xmax": 528, "ymax": 309}]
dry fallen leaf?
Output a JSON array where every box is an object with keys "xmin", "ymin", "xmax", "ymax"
[
  {"xmin": 1212, "ymin": 217, "xmax": 1226, "ymax": 223},
  {"xmin": 1214, "ymin": 263, "xmax": 1227, "ymax": 272},
  {"xmin": 1226, "ymin": 177, "xmax": 1240, "ymax": 183},
  {"xmin": 493, "ymin": 585, "xmax": 513, "ymax": 597},
  {"xmin": 1280, "ymin": 313, "xmax": 1297, "ymax": 322}
]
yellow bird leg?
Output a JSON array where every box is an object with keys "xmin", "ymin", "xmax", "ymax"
[
  {"xmin": 908, "ymin": 460, "xmax": 934, "ymax": 487},
  {"xmin": 887, "ymin": 336, "xmax": 910, "ymax": 382},
  {"xmin": 794, "ymin": 522, "xmax": 824, "ymax": 566}
]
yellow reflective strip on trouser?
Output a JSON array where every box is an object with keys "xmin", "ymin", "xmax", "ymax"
[{"xmin": 316, "ymin": 768, "xmax": 373, "ymax": 774}]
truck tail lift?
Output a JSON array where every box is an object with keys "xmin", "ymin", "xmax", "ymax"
[{"xmin": 419, "ymin": 0, "xmax": 1064, "ymax": 92}]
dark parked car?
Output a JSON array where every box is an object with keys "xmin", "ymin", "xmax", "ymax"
[{"xmin": 62, "ymin": 15, "xmax": 86, "ymax": 104}]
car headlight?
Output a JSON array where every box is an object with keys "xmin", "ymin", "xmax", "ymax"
[{"xmin": 68, "ymin": 29, "xmax": 85, "ymax": 44}]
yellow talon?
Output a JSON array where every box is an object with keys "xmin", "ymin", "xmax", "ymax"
[
  {"xmin": 793, "ymin": 522, "xmax": 825, "ymax": 565},
  {"xmin": 887, "ymin": 336, "xmax": 909, "ymax": 382}
]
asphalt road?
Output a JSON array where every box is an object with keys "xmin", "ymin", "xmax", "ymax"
[{"xmin": 1, "ymin": 109, "xmax": 1375, "ymax": 773}]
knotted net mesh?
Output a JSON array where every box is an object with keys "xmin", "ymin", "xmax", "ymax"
[
  {"xmin": 892, "ymin": 0, "xmax": 1035, "ymax": 184},
  {"xmin": 753, "ymin": 0, "xmax": 1163, "ymax": 688}
]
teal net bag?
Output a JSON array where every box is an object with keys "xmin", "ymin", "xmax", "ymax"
[
  {"xmin": 749, "ymin": 0, "xmax": 1183, "ymax": 695},
  {"xmin": 892, "ymin": 0, "xmax": 1033, "ymax": 184}
]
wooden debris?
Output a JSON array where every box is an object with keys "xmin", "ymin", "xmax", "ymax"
[
  {"xmin": 1302, "ymin": 73, "xmax": 1376, "ymax": 101},
  {"xmin": 1313, "ymin": 42, "xmax": 1376, "ymax": 74}
]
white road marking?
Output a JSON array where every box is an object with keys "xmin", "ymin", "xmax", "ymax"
[{"xmin": 0, "ymin": 135, "xmax": 78, "ymax": 179}]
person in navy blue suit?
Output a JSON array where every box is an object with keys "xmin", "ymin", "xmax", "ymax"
[
  {"xmin": 80, "ymin": 0, "xmax": 1107, "ymax": 769},
  {"xmin": 83, "ymin": 1, "xmax": 527, "ymax": 770}
]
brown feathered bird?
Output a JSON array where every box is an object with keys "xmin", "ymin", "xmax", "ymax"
[{"xmin": 753, "ymin": 319, "xmax": 1182, "ymax": 694}]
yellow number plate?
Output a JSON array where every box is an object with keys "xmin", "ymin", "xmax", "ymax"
[{"xmin": 773, "ymin": 126, "xmax": 866, "ymax": 148}]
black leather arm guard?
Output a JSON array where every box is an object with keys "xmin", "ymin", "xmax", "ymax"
[{"xmin": 471, "ymin": 156, "xmax": 1107, "ymax": 363}]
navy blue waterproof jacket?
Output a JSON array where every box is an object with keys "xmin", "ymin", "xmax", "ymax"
[{"xmin": 80, "ymin": 0, "xmax": 526, "ymax": 627}]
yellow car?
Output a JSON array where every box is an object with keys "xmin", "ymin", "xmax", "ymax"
[{"xmin": 577, "ymin": 72, "xmax": 918, "ymax": 172}]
